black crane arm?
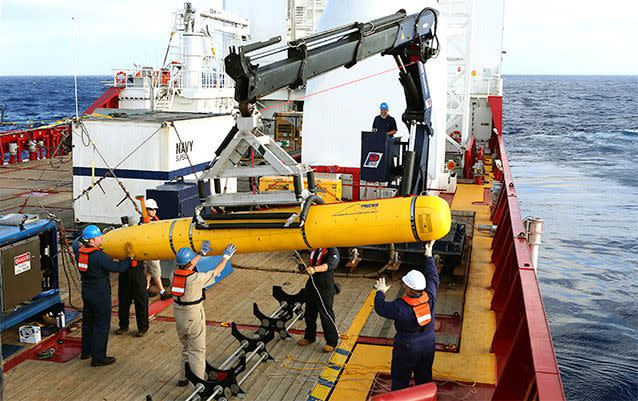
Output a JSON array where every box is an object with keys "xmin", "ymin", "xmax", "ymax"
[
  {"xmin": 221, "ymin": 8, "xmax": 440, "ymax": 195},
  {"xmin": 225, "ymin": 8, "xmax": 438, "ymax": 110}
]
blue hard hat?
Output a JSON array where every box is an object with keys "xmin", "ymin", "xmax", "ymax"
[
  {"xmin": 176, "ymin": 247, "xmax": 197, "ymax": 266},
  {"xmin": 380, "ymin": 102, "xmax": 389, "ymax": 110},
  {"xmin": 82, "ymin": 225, "xmax": 102, "ymax": 240}
]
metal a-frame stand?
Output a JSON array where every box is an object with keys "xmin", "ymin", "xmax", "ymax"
[{"xmin": 199, "ymin": 110, "xmax": 313, "ymax": 208}]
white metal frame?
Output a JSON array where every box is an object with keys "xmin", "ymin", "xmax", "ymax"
[
  {"xmin": 442, "ymin": 0, "xmax": 474, "ymax": 145},
  {"xmin": 200, "ymin": 112, "xmax": 311, "ymax": 207}
]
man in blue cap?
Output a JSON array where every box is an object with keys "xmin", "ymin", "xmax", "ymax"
[
  {"xmin": 171, "ymin": 240, "xmax": 236, "ymax": 386},
  {"xmin": 373, "ymin": 241, "xmax": 439, "ymax": 391},
  {"xmin": 372, "ymin": 102, "xmax": 398, "ymax": 136},
  {"xmin": 75, "ymin": 225, "xmax": 136, "ymax": 366}
]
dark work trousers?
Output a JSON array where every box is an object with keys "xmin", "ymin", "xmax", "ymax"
[
  {"xmin": 117, "ymin": 266, "xmax": 149, "ymax": 332},
  {"xmin": 390, "ymin": 332, "xmax": 436, "ymax": 391},
  {"xmin": 303, "ymin": 283, "xmax": 339, "ymax": 346},
  {"xmin": 81, "ymin": 288, "xmax": 112, "ymax": 362}
]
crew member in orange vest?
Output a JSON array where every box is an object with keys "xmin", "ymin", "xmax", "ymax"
[
  {"xmin": 76, "ymin": 225, "xmax": 136, "ymax": 366},
  {"xmin": 140, "ymin": 199, "xmax": 170, "ymax": 300},
  {"xmin": 373, "ymin": 240, "xmax": 439, "ymax": 391},
  {"xmin": 172, "ymin": 241, "xmax": 236, "ymax": 386}
]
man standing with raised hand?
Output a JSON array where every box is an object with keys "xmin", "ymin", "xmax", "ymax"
[
  {"xmin": 172, "ymin": 240, "xmax": 237, "ymax": 385},
  {"xmin": 373, "ymin": 241, "xmax": 439, "ymax": 390}
]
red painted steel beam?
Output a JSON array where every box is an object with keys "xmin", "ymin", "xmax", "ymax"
[
  {"xmin": 83, "ymin": 87, "xmax": 122, "ymax": 114},
  {"xmin": 488, "ymin": 96, "xmax": 503, "ymax": 135},
  {"xmin": 311, "ymin": 165, "xmax": 361, "ymax": 201}
]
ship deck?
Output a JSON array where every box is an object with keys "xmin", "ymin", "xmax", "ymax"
[{"xmin": 1, "ymin": 158, "xmax": 499, "ymax": 401}]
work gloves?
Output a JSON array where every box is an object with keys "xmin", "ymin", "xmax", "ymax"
[
  {"xmin": 424, "ymin": 240, "xmax": 435, "ymax": 257},
  {"xmin": 374, "ymin": 277, "xmax": 390, "ymax": 293},
  {"xmin": 200, "ymin": 240, "xmax": 212, "ymax": 256},
  {"xmin": 297, "ymin": 263, "xmax": 315, "ymax": 275},
  {"xmin": 223, "ymin": 244, "xmax": 237, "ymax": 260},
  {"xmin": 125, "ymin": 242, "xmax": 135, "ymax": 259}
]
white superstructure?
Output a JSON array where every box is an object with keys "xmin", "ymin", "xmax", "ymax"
[
  {"xmin": 300, "ymin": 0, "xmax": 453, "ymax": 194},
  {"xmin": 114, "ymin": 2, "xmax": 250, "ymax": 114},
  {"xmin": 72, "ymin": 111, "xmax": 237, "ymax": 224},
  {"xmin": 74, "ymin": 2, "xmax": 250, "ymax": 224}
]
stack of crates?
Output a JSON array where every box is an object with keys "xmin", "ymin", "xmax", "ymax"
[{"xmin": 274, "ymin": 112, "xmax": 303, "ymax": 151}]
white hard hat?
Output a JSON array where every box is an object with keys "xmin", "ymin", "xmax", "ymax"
[
  {"xmin": 402, "ymin": 270, "xmax": 426, "ymax": 291},
  {"xmin": 145, "ymin": 199, "xmax": 159, "ymax": 209}
]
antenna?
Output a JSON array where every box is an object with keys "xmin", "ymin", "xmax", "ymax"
[{"xmin": 72, "ymin": 17, "xmax": 79, "ymax": 119}]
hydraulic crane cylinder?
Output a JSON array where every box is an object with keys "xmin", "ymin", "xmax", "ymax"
[{"xmin": 100, "ymin": 195, "xmax": 450, "ymax": 260}]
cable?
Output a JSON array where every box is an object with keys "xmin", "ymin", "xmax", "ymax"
[
  {"xmin": 72, "ymin": 119, "xmax": 160, "ymax": 214},
  {"xmin": 258, "ymin": 60, "xmax": 417, "ymax": 114},
  {"xmin": 30, "ymin": 198, "xmax": 82, "ymax": 311},
  {"xmin": 293, "ymin": 250, "xmax": 341, "ymax": 344},
  {"xmin": 415, "ymin": 8, "xmax": 440, "ymax": 60}
]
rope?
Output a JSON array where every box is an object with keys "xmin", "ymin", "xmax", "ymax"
[
  {"xmin": 31, "ymin": 199, "xmax": 82, "ymax": 311},
  {"xmin": 72, "ymin": 119, "xmax": 161, "ymax": 214},
  {"xmin": 294, "ymin": 251, "xmax": 342, "ymax": 344}
]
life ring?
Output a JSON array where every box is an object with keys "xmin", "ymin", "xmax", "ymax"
[
  {"xmin": 450, "ymin": 130, "xmax": 462, "ymax": 143},
  {"xmin": 114, "ymin": 71, "xmax": 127, "ymax": 86}
]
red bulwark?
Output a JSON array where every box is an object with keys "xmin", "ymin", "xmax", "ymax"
[
  {"xmin": 371, "ymin": 382, "xmax": 437, "ymax": 401},
  {"xmin": 488, "ymin": 131, "xmax": 566, "ymax": 401},
  {"xmin": 488, "ymin": 96, "xmax": 503, "ymax": 134},
  {"xmin": 83, "ymin": 87, "xmax": 122, "ymax": 114}
]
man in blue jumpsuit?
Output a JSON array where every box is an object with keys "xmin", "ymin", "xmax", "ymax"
[
  {"xmin": 373, "ymin": 240, "xmax": 439, "ymax": 390},
  {"xmin": 75, "ymin": 225, "xmax": 135, "ymax": 366},
  {"xmin": 372, "ymin": 102, "xmax": 398, "ymax": 136}
]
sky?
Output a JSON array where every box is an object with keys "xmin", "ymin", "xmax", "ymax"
[{"xmin": 0, "ymin": 0, "xmax": 636, "ymax": 76}]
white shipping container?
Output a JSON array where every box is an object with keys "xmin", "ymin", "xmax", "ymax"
[{"xmin": 73, "ymin": 111, "xmax": 237, "ymax": 224}]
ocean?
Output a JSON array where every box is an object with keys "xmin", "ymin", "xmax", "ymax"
[
  {"xmin": 505, "ymin": 75, "xmax": 638, "ymax": 401},
  {"xmin": 1, "ymin": 75, "xmax": 637, "ymax": 401}
]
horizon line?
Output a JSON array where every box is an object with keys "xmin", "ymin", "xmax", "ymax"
[{"xmin": 0, "ymin": 73, "xmax": 637, "ymax": 78}]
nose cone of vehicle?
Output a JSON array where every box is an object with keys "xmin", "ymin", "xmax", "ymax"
[{"xmin": 413, "ymin": 195, "xmax": 451, "ymax": 241}]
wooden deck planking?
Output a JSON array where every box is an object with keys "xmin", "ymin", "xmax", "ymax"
[{"xmin": 249, "ymin": 281, "xmax": 370, "ymax": 401}]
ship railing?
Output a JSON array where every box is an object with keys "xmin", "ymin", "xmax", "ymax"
[
  {"xmin": 202, "ymin": 71, "xmax": 235, "ymax": 89},
  {"xmin": 488, "ymin": 128, "xmax": 566, "ymax": 401},
  {"xmin": 471, "ymin": 74, "xmax": 503, "ymax": 96},
  {"xmin": 169, "ymin": 72, "xmax": 234, "ymax": 90}
]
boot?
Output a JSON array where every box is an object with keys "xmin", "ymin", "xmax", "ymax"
[
  {"xmin": 91, "ymin": 356, "xmax": 116, "ymax": 367},
  {"xmin": 297, "ymin": 338, "xmax": 315, "ymax": 346},
  {"xmin": 322, "ymin": 344, "xmax": 336, "ymax": 353}
]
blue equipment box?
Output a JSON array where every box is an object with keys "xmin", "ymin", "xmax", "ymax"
[
  {"xmin": 147, "ymin": 179, "xmax": 210, "ymax": 219},
  {"xmin": 0, "ymin": 216, "xmax": 62, "ymax": 331},
  {"xmin": 360, "ymin": 131, "xmax": 399, "ymax": 182}
]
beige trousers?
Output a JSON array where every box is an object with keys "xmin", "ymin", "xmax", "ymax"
[{"xmin": 174, "ymin": 304, "xmax": 207, "ymax": 381}]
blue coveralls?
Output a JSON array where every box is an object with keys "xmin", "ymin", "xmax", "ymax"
[
  {"xmin": 374, "ymin": 256, "xmax": 440, "ymax": 391},
  {"xmin": 372, "ymin": 115, "xmax": 398, "ymax": 134},
  {"xmin": 74, "ymin": 238, "xmax": 133, "ymax": 362}
]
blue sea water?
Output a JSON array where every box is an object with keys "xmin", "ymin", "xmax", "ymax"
[
  {"xmin": 505, "ymin": 75, "xmax": 638, "ymax": 401},
  {"xmin": 1, "ymin": 75, "xmax": 637, "ymax": 401}
]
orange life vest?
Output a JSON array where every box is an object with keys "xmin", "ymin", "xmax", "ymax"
[
  {"xmin": 140, "ymin": 214, "xmax": 159, "ymax": 224},
  {"xmin": 309, "ymin": 248, "xmax": 328, "ymax": 267},
  {"xmin": 402, "ymin": 293, "xmax": 432, "ymax": 326},
  {"xmin": 78, "ymin": 245, "xmax": 98, "ymax": 272},
  {"xmin": 171, "ymin": 269, "xmax": 195, "ymax": 297}
]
